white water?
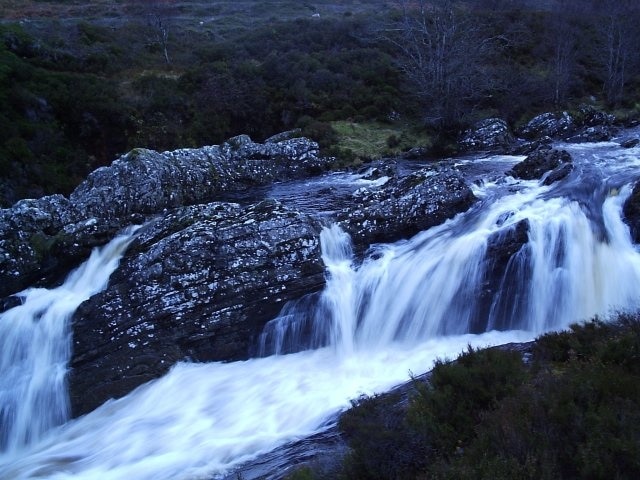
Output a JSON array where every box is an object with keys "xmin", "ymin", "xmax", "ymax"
[
  {"xmin": 2, "ymin": 140, "xmax": 640, "ymax": 479},
  {"xmin": 0, "ymin": 229, "xmax": 137, "ymax": 453}
]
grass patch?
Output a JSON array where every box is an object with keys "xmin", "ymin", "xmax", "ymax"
[{"xmin": 329, "ymin": 120, "xmax": 432, "ymax": 166}]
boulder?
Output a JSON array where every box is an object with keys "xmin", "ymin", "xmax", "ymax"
[
  {"xmin": 0, "ymin": 135, "xmax": 332, "ymax": 297},
  {"xmin": 507, "ymin": 148, "xmax": 572, "ymax": 183},
  {"xmin": 0, "ymin": 195, "xmax": 81, "ymax": 296},
  {"xmin": 518, "ymin": 112, "xmax": 576, "ymax": 140},
  {"xmin": 459, "ymin": 118, "xmax": 515, "ymax": 152},
  {"xmin": 337, "ymin": 166, "xmax": 477, "ymax": 247},
  {"xmin": 621, "ymin": 138, "xmax": 640, "ymax": 149},
  {"xmin": 565, "ymin": 125, "xmax": 617, "ymax": 143},
  {"xmin": 69, "ymin": 200, "xmax": 326, "ymax": 416},
  {"xmin": 577, "ymin": 104, "xmax": 615, "ymax": 127}
]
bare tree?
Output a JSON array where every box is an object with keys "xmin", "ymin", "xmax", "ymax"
[
  {"xmin": 590, "ymin": 0, "xmax": 640, "ymax": 105},
  {"xmin": 143, "ymin": 0, "xmax": 175, "ymax": 65},
  {"xmin": 547, "ymin": 0, "xmax": 580, "ymax": 106},
  {"xmin": 387, "ymin": 0, "xmax": 500, "ymax": 128}
]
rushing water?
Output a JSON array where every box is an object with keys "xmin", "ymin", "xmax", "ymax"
[
  {"xmin": 0, "ymin": 229, "xmax": 138, "ymax": 454},
  {"xmin": 1, "ymin": 137, "xmax": 640, "ymax": 479}
]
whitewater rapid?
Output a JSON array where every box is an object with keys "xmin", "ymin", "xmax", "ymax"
[{"xmin": 1, "ymin": 138, "xmax": 640, "ymax": 479}]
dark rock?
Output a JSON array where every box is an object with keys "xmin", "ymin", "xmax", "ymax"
[
  {"xmin": 565, "ymin": 125, "xmax": 617, "ymax": 143},
  {"xmin": 0, "ymin": 295, "xmax": 22, "ymax": 313},
  {"xmin": 623, "ymin": 182, "xmax": 640, "ymax": 244},
  {"xmin": 473, "ymin": 219, "xmax": 530, "ymax": 332},
  {"xmin": 337, "ymin": 167, "xmax": 477, "ymax": 248},
  {"xmin": 577, "ymin": 104, "xmax": 615, "ymax": 127},
  {"xmin": 69, "ymin": 200, "xmax": 326, "ymax": 416},
  {"xmin": 357, "ymin": 161, "xmax": 398, "ymax": 181},
  {"xmin": 621, "ymin": 138, "xmax": 640, "ymax": 149},
  {"xmin": 507, "ymin": 148, "xmax": 572, "ymax": 182},
  {"xmin": 518, "ymin": 112, "xmax": 576, "ymax": 140},
  {"xmin": 542, "ymin": 162, "xmax": 574, "ymax": 186},
  {"xmin": 459, "ymin": 118, "xmax": 515, "ymax": 152}
]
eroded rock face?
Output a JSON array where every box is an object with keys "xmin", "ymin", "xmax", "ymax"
[
  {"xmin": 459, "ymin": 118, "xmax": 515, "ymax": 152},
  {"xmin": 69, "ymin": 200, "xmax": 326, "ymax": 415},
  {"xmin": 337, "ymin": 166, "xmax": 477, "ymax": 247},
  {"xmin": 507, "ymin": 148, "xmax": 572, "ymax": 183},
  {"xmin": 0, "ymin": 136, "xmax": 332, "ymax": 297}
]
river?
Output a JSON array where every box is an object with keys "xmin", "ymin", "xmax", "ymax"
[{"xmin": 1, "ymin": 133, "xmax": 640, "ymax": 479}]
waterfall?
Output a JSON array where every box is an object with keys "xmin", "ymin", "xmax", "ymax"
[
  {"xmin": 0, "ymin": 228, "xmax": 138, "ymax": 453},
  {"xmin": 2, "ymin": 140, "xmax": 640, "ymax": 479},
  {"xmin": 260, "ymin": 182, "xmax": 640, "ymax": 356}
]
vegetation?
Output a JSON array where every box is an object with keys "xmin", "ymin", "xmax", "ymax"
[
  {"xmin": 1, "ymin": 0, "xmax": 640, "ymax": 206},
  {"xmin": 332, "ymin": 315, "xmax": 640, "ymax": 479}
]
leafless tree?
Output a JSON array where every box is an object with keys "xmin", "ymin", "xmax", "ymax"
[
  {"xmin": 547, "ymin": 0, "xmax": 580, "ymax": 106},
  {"xmin": 386, "ymin": 0, "xmax": 501, "ymax": 128},
  {"xmin": 590, "ymin": 0, "xmax": 640, "ymax": 105},
  {"xmin": 143, "ymin": 0, "xmax": 175, "ymax": 65}
]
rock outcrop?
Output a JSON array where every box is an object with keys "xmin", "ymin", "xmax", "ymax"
[
  {"xmin": 0, "ymin": 136, "xmax": 332, "ymax": 298},
  {"xmin": 459, "ymin": 118, "xmax": 515, "ymax": 152},
  {"xmin": 69, "ymin": 200, "xmax": 326, "ymax": 415},
  {"xmin": 507, "ymin": 148, "xmax": 573, "ymax": 184},
  {"xmin": 337, "ymin": 166, "xmax": 477, "ymax": 247},
  {"xmin": 518, "ymin": 112, "xmax": 576, "ymax": 140},
  {"xmin": 518, "ymin": 107, "xmax": 617, "ymax": 143}
]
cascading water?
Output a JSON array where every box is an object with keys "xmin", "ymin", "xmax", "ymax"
[
  {"xmin": 260, "ymin": 180, "xmax": 640, "ymax": 356},
  {"xmin": 1, "ymin": 139, "xmax": 640, "ymax": 480},
  {"xmin": 0, "ymin": 228, "xmax": 138, "ymax": 453}
]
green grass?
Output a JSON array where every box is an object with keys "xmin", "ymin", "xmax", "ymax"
[{"xmin": 330, "ymin": 120, "xmax": 432, "ymax": 162}]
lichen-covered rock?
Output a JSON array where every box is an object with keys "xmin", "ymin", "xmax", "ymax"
[
  {"xmin": 0, "ymin": 195, "xmax": 80, "ymax": 296},
  {"xmin": 337, "ymin": 167, "xmax": 477, "ymax": 247},
  {"xmin": 71, "ymin": 136, "xmax": 331, "ymax": 219},
  {"xmin": 69, "ymin": 200, "xmax": 326, "ymax": 415},
  {"xmin": 459, "ymin": 118, "xmax": 515, "ymax": 152},
  {"xmin": 0, "ymin": 135, "xmax": 332, "ymax": 297},
  {"xmin": 508, "ymin": 148, "xmax": 572, "ymax": 182},
  {"xmin": 518, "ymin": 112, "xmax": 576, "ymax": 140}
]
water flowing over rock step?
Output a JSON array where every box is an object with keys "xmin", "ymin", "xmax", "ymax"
[{"xmin": 2, "ymin": 126, "xmax": 640, "ymax": 479}]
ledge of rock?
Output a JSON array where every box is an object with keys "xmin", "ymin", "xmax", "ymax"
[
  {"xmin": 0, "ymin": 135, "xmax": 332, "ymax": 297},
  {"xmin": 337, "ymin": 166, "xmax": 477, "ymax": 248},
  {"xmin": 69, "ymin": 199, "xmax": 326, "ymax": 416}
]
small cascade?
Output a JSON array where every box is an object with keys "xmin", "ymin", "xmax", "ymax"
[
  {"xmin": 0, "ymin": 227, "xmax": 138, "ymax": 452},
  {"xmin": 260, "ymin": 182, "xmax": 640, "ymax": 356}
]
